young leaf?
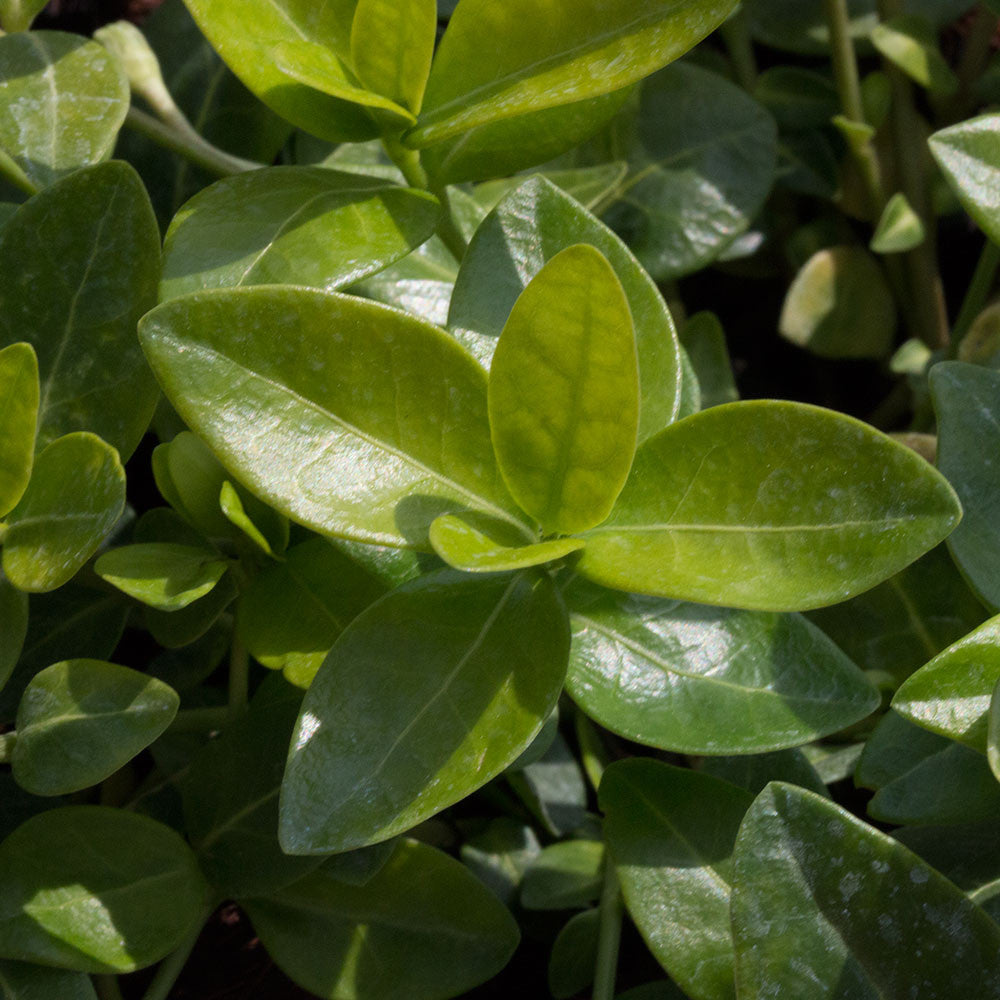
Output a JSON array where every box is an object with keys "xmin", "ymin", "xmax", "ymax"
[
  {"xmin": 0, "ymin": 162, "xmax": 161, "ymax": 459},
  {"xmin": 12, "ymin": 660, "xmax": 179, "ymax": 796},
  {"xmin": 280, "ymin": 569, "xmax": 569, "ymax": 853},
  {"xmin": 567, "ymin": 585, "xmax": 878, "ymax": 754},
  {"xmin": 601, "ymin": 759, "xmax": 752, "ymax": 1000},
  {"xmin": 870, "ymin": 192, "xmax": 926, "ymax": 254},
  {"xmin": 520, "ymin": 840, "xmax": 604, "ymax": 910},
  {"xmin": 488, "ymin": 244, "xmax": 638, "ymax": 534},
  {"xmin": 931, "ymin": 114, "xmax": 1000, "ymax": 244},
  {"xmin": 243, "ymin": 840, "xmax": 520, "ymax": 1000},
  {"xmin": 160, "ymin": 168, "xmax": 440, "ymax": 301},
  {"xmin": 95, "ymin": 543, "xmax": 230, "ymax": 612},
  {"xmin": 871, "ymin": 14, "xmax": 958, "ymax": 97},
  {"xmin": 2, "ymin": 433, "xmax": 126, "ymax": 594},
  {"xmin": 0, "ymin": 0, "xmax": 47, "ymax": 31},
  {"xmin": 0, "ymin": 32, "xmax": 128, "ymax": 190},
  {"xmin": 450, "ymin": 177, "xmax": 684, "ymax": 440},
  {"xmin": 219, "ymin": 481, "xmax": 287, "ymax": 557},
  {"xmin": 0, "ymin": 344, "xmax": 37, "ymax": 518},
  {"xmin": 0, "ymin": 576, "xmax": 26, "ymax": 695},
  {"xmin": 140, "ymin": 287, "xmax": 526, "ymax": 549},
  {"xmin": 0, "ymin": 960, "xmax": 98, "ymax": 999},
  {"xmin": 0, "ymin": 806, "xmax": 208, "ymax": 973},
  {"xmin": 577, "ymin": 401, "xmax": 961, "ymax": 611},
  {"xmin": 408, "ymin": 0, "xmax": 738, "ymax": 147},
  {"xmin": 730, "ymin": 783, "xmax": 1000, "ymax": 996}
]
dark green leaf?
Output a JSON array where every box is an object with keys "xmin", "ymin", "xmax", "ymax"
[
  {"xmin": 699, "ymin": 750, "xmax": 829, "ymax": 798},
  {"xmin": 461, "ymin": 819, "xmax": 541, "ymax": 906},
  {"xmin": 855, "ymin": 709, "xmax": 951, "ymax": 791},
  {"xmin": 753, "ymin": 67, "xmax": 839, "ymax": 131},
  {"xmin": 508, "ymin": 732, "xmax": 589, "ymax": 838},
  {"xmin": 679, "ymin": 312, "xmax": 738, "ymax": 410},
  {"xmin": 0, "ymin": 960, "xmax": 97, "ymax": 1000},
  {"xmin": 520, "ymin": 840, "xmax": 604, "ymax": 911},
  {"xmin": 0, "ymin": 576, "xmax": 26, "ymax": 694},
  {"xmin": 549, "ymin": 908, "xmax": 599, "ymax": 999}
]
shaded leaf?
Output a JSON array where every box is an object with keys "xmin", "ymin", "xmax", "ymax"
[
  {"xmin": 549, "ymin": 909, "xmax": 599, "ymax": 999},
  {"xmin": 871, "ymin": 14, "xmax": 958, "ymax": 96},
  {"xmin": 0, "ymin": 576, "xmax": 26, "ymax": 694},
  {"xmin": 520, "ymin": 840, "xmax": 604, "ymax": 911}
]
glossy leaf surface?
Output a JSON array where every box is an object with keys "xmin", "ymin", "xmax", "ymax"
[
  {"xmin": 0, "ymin": 31, "xmax": 128, "ymax": 190},
  {"xmin": 0, "ymin": 344, "xmax": 37, "ymax": 518},
  {"xmin": 567, "ymin": 585, "xmax": 878, "ymax": 754},
  {"xmin": 731, "ymin": 783, "xmax": 1000, "ymax": 997},
  {"xmin": 140, "ymin": 287, "xmax": 524, "ymax": 549},
  {"xmin": 0, "ymin": 162, "xmax": 160, "ymax": 459},
  {"xmin": 3, "ymin": 434, "xmax": 126, "ymax": 594},
  {"xmin": 930, "ymin": 114, "xmax": 1000, "ymax": 244},
  {"xmin": 578, "ymin": 401, "xmax": 961, "ymax": 610},
  {"xmin": 12, "ymin": 660, "xmax": 179, "ymax": 796},
  {"xmin": 602, "ymin": 759, "xmax": 752, "ymax": 1000},
  {"xmin": 409, "ymin": 0, "xmax": 737, "ymax": 146},
  {"xmin": 160, "ymin": 168, "xmax": 440, "ymax": 301},
  {"xmin": 280, "ymin": 570, "xmax": 569, "ymax": 853},
  {"xmin": 0, "ymin": 806, "xmax": 207, "ymax": 972},
  {"xmin": 489, "ymin": 244, "xmax": 638, "ymax": 533},
  {"xmin": 95, "ymin": 544, "xmax": 229, "ymax": 611}
]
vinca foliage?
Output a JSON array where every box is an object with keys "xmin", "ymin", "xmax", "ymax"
[{"xmin": 0, "ymin": 0, "xmax": 998, "ymax": 997}]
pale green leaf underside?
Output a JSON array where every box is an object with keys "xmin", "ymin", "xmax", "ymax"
[
  {"xmin": 95, "ymin": 543, "xmax": 229, "ymax": 611},
  {"xmin": 430, "ymin": 512, "xmax": 583, "ymax": 572}
]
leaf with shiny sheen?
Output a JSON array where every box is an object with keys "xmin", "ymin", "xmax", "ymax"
[
  {"xmin": 279, "ymin": 569, "xmax": 569, "ymax": 853},
  {"xmin": 931, "ymin": 116, "xmax": 1000, "ymax": 244},
  {"xmin": 95, "ymin": 544, "xmax": 230, "ymax": 611},
  {"xmin": 0, "ymin": 344, "xmax": 37, "ymax": 518},
  {"xmin": 577, "ymin": 401, "xmax": 961, "ymax": 611}
]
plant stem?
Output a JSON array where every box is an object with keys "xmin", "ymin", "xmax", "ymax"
[
  {"xmin": 593, "ymin": 857, "xmax": 624, "ymax": 1000},
  {"xmin": 124, "ymin": 107, "xmax": 262, "ymax": 178},
  {"xmin": 951, "ymin": 3, "xmax": 997, "ymax": 118},
  {"xmin": 0, "ymin": 145, "xmax": 37, "ymax": 197},
  {"xmin": 93, "ymin": 975, "xmax": 125, "ymax": 1000},
  {"xmin": 0, "ymin": 731, "xmax": 16, "ymax": 763},
  {"xmin": 168, "ymin": 705, "xmax": 231, "ymax": 734},
  {"xmin": 720, "ymin": 6, "xmax": 757, "ymax": 91},
  {"xmin": 228, "ymin": 634, "xmax": 249, "ymax": 722},
  {"xmin": 139, "ymin": 906, "xmax": 212, "ymax": 1000},
  {"xmin": 952, "ymin": 237, "xmax": 1000, "ymax": 347}
]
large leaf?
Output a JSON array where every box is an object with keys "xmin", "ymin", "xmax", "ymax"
[
  {"xmin": 160, "ymin": 168, "xmax": 440, "ymax": 301},
  {"xmin": 567, "ymin": 585, "xmax": 879, "ymax": 754},
  {"xmin": 577, "ymin": 401, "xmax": 961, "ymax": 611},
  {"xmin": 601, "ymin": 63, "xmax": 778, "ymax": 281},
  {"xmin": 95, "ymin": 543, "xmax": 229, "ymax": 611},
  {"xmin": 730, "ymin": 783, "xmax": 1000, "ymax": 997},
  {"xmin": 489, "ymin": 244, "xmax": 638, "ymax": 534},
  {"xmin": 140, "ymin": 287, "xmax": 527, "ymax": 549},
  {"xmin": 931, "ymin": 362, "xmax": 1000, "ymax": 607},
  {"xmin": 2, "ymin": 434, "xmax": 126, "ymax": 594},
  {"xmin": 408, "ymin": 0, "xmax": 737, "ymax": 147},
  {"xmin": 930, "ymin": 114, "xmax": 1000, "ymax": 244},
  {"xmin": 0, "ymin": 31, "xmax": 128, "ymax": 190},
  {"xmin": 12, "ymin": 660, "xmax": 179, "ymax": 796},
  {"xmin": 449, "ymin": 177, "xmax": 684, "ymax": 440},
  {"xmin": 243, "ymin": 840, "xmax": 520, "ymax": 1000},
  {"xmin": 0, "ymin": 162, "xmax": 161, "ymax": 459},
  {"xmin": 0, "ymin": 344, "xmax": 37, "ymax": 518},
  {"xmin": 0, "ymin": 961, "xmax": 97, "ymax": 1000},
  {"xmin": 601, "ymin": 759, "xmax": 752, "ymax": 1000},
  {"xmin": 280, "ymin": 569, "xmax": 569, "ymax": 853},
  {"xmin": 0, "ymin": 806, "xmax": 208, "ymax": 973}
]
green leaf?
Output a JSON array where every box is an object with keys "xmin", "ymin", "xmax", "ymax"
[
  {"xmin": 144, "ymin": 573, "xmax": 238, "ymax": 650},
  {"xmin": 461, "ymin": 819, "xmax": 541, "ymax": 906},
  {"xmin": 0, "ymin": 162, "xmax": 161, "ymax": 459},
  {"xmin": 0, "ymin": 0, "xmax": 46, "ymax": 32},
  {"xmin": 0, "ymin": 806, "xmax": 208, "ymax": 973},
  {"xmin": 855, "ymin": 709, "xmax": 949, "ymax": 791},
  {"xmin": 548, "ymin": 909, "xmax": 599, "ymax": 999},
  {"xmin": 870, "ymin": 191, "xmax": 926, "ymax": 254},
  {"xmin": 930, "ymin": 362, "xmax": 1000, "ymax": 607},
  {"xmin": 989, "ymin": 678, "xmax": 1000, "ymax": 782},
  {"xmin": 601, "ymin": 759, "xmax": 752, "ymax": 1000},
  {"xmin": 408, "ymin": 0, "xmax": 738, "ymax": 147},
  {"xmin": 578, "ymin": 400, "xmax": 960, "ymax": 610},
  {"xmin": 450, "ymin": 177, "xmax": 684, "ymax": 441},
  {"xmin": 219, "ymin": 481, "xmax": 287, "ymax": 557},
  {"xmin": 488, "ymin": 244, "xmax": 638, "ymax": 534},
  {"xmin": 350, "ymin": 0, "xmax": 436, "ymax": 114},
  {"xmin": 95, "ymin": 543, "xmax": 230, "ymax": 611},
  {"xmin": 243, "ymin": 840, "xmax": 520, "ymax": 1000},
  {"xmin": 181, "ymin": 0, "xmax": 384, "ymax": 142},
  {"xmin": 237, "ymin": 537, "xmax": 386, "ymax": 688},
  {"xmin": 11, "ymin": 660, "xmax": 179, "ymax": 796},
  {"xmin": 3, "ymin": 433, "xmax": 126, "ymax": 594},
  {"xmin": 931, "ymin": 114, "xmax": 1000, "ymax": 244},
  {"xmin": 0, "ymin": 32, "xmax": 128, "ymax": 190},
  {"xmin": 871, "ymin": 14, "xmax": 958, "ymax": 96},
  {"xmin": 699, "ymin": 750, "xmax": 829, "ymax": 798},
  {"xmin": 567, "ymin": 584, "xmax": 878, "ymax": 754},
  {"xmin": 160, "ymin": 168, "xmax": 440, "ymax": 301},
  {"xmin": 0, "ymin": 576, "xmax": 26, "ymax": 694},
  {"xmin": 430, "ymin": 512, "xmax": 584, "ymax": 573},
  {"xmin": 730, "ymin": 783, "xmax": 1000, "ymax": 996},
  {"xmin": 0, "ymin": 960, "xmax": 98, "ymax": 1000},
  {"xmin": 892, "ymin": 614, "xmax": 1000, "ymax": 751},
  {"xmin": 678, "ymin": 312, "xmax": 738, "ymax": 410},
  {"xmin": 508, "ymin": 732, "xmax": 589, "ymax": 837},
  {"xmin": 140, "ymin": 287, "xmax": 526, "ymax": 550},
  {"xmin": 280, "ymin": 569, "xmax": 569, "ymax": 853},
  {"xmin": 602, "ymin": 63, "xmax": 778, "ymax": 281},
  {"xmin": 0, "ymin": 344, "xmax": 37, "ymax": 518},
  {"xmin": 520, "ymin": 840, "xmax": 604, "ymax": 910},
  {"xmin": 753, "ymin": 67, "xmax": 839, "ymax": 131},
  {"xmin": 780, "ymin": 246, "xmax": 897, "ymax": 358}
]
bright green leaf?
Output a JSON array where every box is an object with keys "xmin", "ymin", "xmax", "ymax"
[
  {"xmin": 930, "ymin": 114, "xmax": 1000, "ymax": 244},
  {"xmin": 870, "ymin": 192, "xmax": 926, "ymax": 254},
  {"xmin": 520, "ymin": 840, "xmax": 604, "ymax": 911},
  {"xmin": 95, "ymin": 544, "xmax": 229, "ymax": 612},
  {"xmin": 0, "ymin": 0, "xmax": 46, "ymax": 31},
  {"xmin": 280, "ymin": 569, "xmax": 569, "ymax": 853},
  {"xmin": 871, "ymin": 14, "xmax": 958, "ymax": 96},
  {"xmin": 0, "ymin": 344, "xmax": 37, "ymax": 518},
  {"xmin": 219, "ymin": 482, "xmax": 283, "ymax": 557},
  {"xmin": 12, "ymin": 660, "xmax": 179, "ymax": 796},
  {"xmin": 989, "ymin": 678, "xmax": 1000, "ymax": 782},
  {"xmin": 578, "ymin": 401, "xmax": 960, "ymax": 611}
]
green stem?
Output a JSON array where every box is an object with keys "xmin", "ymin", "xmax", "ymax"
[
  {"xmin": 167, "ymin": 705, "xmax": 231, "ymax": 734},
  {"xmin": 0, "ymin": 731, "xmax": 16, "ymax": 764},
  {"xmin": 139, "ymin": 905, "xmax": 212, "ymax": 1000},
  {"xmin": 952, "ymin": 238, "xmax": 1000, "ymax": 348},
  {"xmin": 593, "ymin": 857, "xmax": 624, "ymax": 1000},
  {"xmin": 93, "ymin": 975, "xmax": 125, "ymax": 1000},
  {"xmin": 951, "ymin": 4, "xmax": 998, "ymax": 118},
  {"xmin": 720, "ymin": 6, "xmax": 758, "ymax": 91},
  {"xmin": 228, "ymin": 634, "xmax": 249, "ymax": 722},
  {"xmin": 124, "ymin": 107, "xmax": 262, "ymax": 178},
  {"xmin": 0, "ymin": 145, "xmax": 37, "ymax": 197}
]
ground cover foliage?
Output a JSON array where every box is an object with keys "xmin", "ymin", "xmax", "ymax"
[{"xmin": 2, "ymin": 0, "xmax": 1000, "ymax": 997}]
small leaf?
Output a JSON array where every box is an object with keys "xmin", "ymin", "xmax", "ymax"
[
  {"xmin": 0, "ymin": 806, "xmax": 208, "ymax": 973},
  {"xmin": 12, "ymin": 660, "xmax": 179, "ymax": 796},
  {"xmin": 95, "ymin": 544, "xmax": 230, "ymax": 611},
  {"xmin": 549, "ymin": 909, "xmax": 599, "ymax": 999},
  {"xmin": 280, "ymin": 569, "xmax": 569, "ymax": 854},
  {"xmin": 3, "ymin": 433, "xmax": 126, "ymax": 594},
  {"xmin": 731, "ymin": 783, "xmax": 1000, "ymax": 996},
  {"xmin": 488, "ymin": 244, "xmax": 638, "ymax": 534},
  {"xmin": 160, "ymin": 168, "xmax": 440, "ymax": 301},
  {"xmin": 430, "ymin": 512, "xmax": 584, "ymax": 573},
  {"xmin": 931, "ymin": 114, "xmax": 1000, "ymax": 244},
  {"xmin": 577, "ymin": 401, "xmax": 960, "ymax": 611},
  {"xmin": 219, "ymin": 482, "xmax": 285, "ymax": 557},
  {"xmin": 520, "ymin": 840, "xmax": 604, "ymax": 911},
  {"xmin": 0, "ymin": 344, "xmax": 37, "ymax": 518},
  {"xmin": 870, "ymin": 192, "xmax": 926, "ymax": 254},
  {"xmin": 871, "ymin": 14, "xmax": 958, "ymax": 96}
]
